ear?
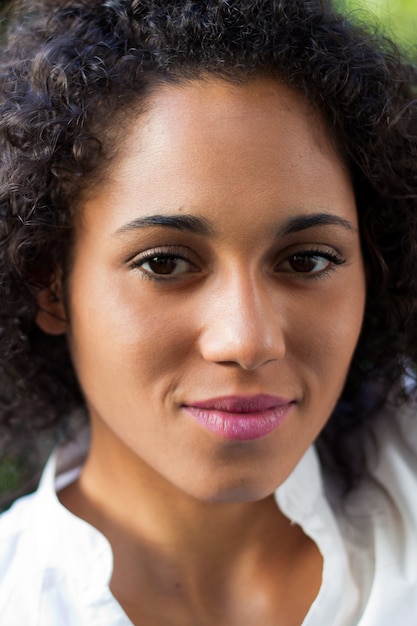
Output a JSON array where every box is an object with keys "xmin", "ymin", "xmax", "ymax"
[{"xmin": 35, "ymin": 277, "xmax": 68, "ymax": 336}]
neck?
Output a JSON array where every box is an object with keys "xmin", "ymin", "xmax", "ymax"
[
  {"xmin": 58, "ymin": 423, "xmax": 321, "ymax": 623},
  {"xmin": 59, "ymin": 420, "xmax": 298, "ymax": 575}
]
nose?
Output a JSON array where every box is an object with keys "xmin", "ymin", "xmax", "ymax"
[{"xmin": 198, "ymin": 271, "xmax": 286, "ymax": 370}]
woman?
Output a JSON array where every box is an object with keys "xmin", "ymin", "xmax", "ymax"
[{"xmin": 0, "ymin": 0, "xmax": 416, "ymax": 623}]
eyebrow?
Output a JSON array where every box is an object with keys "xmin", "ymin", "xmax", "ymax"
[
  {"xmin": 114, "ymin": 214, "xmax": 215, "ymax": 236},
  {"xmin": 114, "ymin": 211, "xmax": 356, "ymax": 237},
  {"xmin": 277, "ymin": 213, "xmax": 356, "ymax": 236}
]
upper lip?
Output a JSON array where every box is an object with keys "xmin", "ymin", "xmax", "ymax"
[{"xmin": 184, "ymin": 394, "xmax": 294, "ymax": 413}]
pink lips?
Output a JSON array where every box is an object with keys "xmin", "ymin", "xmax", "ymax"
[{"xmin": 183, "ymin": 394, "xmax": 294, "ymax": 441}]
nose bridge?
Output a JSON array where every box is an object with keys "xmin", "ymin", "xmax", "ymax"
[{"xmin": 199, "ymin": 265, "xmax": 285, "ymax": 369}]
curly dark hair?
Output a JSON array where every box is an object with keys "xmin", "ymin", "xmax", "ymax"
[{"xmin": 0, "ymin": 0, "xmax": 416, "ymax": 494}]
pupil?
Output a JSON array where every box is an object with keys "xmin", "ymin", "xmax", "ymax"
[
  {"xmin": 290, "ymin": 255, "xmax": 316, "ymax": 272},
  {"xmin": 149, "ymin": 256, "xmax": 177, "ymax": 274}
]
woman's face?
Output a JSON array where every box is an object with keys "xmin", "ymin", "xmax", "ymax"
[{"xmin": 56, "ymin": 79, "xmax": 366, "ymax": 502}]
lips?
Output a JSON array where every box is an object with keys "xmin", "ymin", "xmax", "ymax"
[{"xmin": 183, "ymin": 394, "xmax": 294, "ymax": 441}]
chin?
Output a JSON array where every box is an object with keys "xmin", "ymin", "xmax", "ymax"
[{"xmin": 182, "ymin": 476, "xmax": 280, "ymax": 504}]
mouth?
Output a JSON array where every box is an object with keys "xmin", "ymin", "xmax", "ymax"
[{"xmin": 182, "ymin": 394, "xmax": 295, "ymax": 441}]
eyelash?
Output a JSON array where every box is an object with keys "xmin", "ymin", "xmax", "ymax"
[
  {"xmin": 279, "ymin": 248, "xmax": 346, "ymax": 279},
  {"xmin": 130, "ymin": 246, "xmax": 199, "ymax": 282},
  {"xmin": 130, "ymin": 246, "xmax": 346, "ymax": 282}
]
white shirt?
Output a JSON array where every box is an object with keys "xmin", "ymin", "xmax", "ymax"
[{"xmin": 1, "ymin": 403, "xmax": 417, "ymax": 625}]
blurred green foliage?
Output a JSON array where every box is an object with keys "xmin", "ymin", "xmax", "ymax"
[
  {"xmin": 0, "ymin": 457, "xmax": 22, "ymax": 493},
  {"xmin": 336, "ymin": 0, "xmax": 417, "ymax": 51}
]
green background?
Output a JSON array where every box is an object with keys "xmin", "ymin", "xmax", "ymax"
[{"xmin": 336, "ymin": 0, "xmax": 417, "ymax": 51}]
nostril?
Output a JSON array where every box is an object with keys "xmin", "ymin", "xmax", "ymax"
[{"xmin": 198, "ymin": 320, "xmax": 285, "ymax": 370}]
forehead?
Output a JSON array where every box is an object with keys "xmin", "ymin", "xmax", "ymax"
[
  {"xmin": 121, "ymin": 77, "xmax": 341, "ymax": 168},
  {"xmin": 145, "ymin": 77, "xmax": 334, "ymax": 145},
  {"xmin": 76, "ymin": 77, "xmax": 355, "ymax": 238}
]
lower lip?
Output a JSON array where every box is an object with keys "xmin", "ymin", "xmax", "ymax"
[{"xmin": 183, "ymin": 404, "xmax": 294, "ymax": 441}]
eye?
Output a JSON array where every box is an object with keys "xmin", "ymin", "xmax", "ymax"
[
  {"xmin": 278, "ymin": 250, "xmax": 345, "ymax": 275},
  {"xmin": 141, "ymin": 255, "xmax": 191, "ymax": 276},
  {"xmin": 130, "ymin": 248, "xmax": 200, "ymax": 280}
]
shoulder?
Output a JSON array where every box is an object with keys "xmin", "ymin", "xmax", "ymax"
[
  {"xmin": 0, "ymin": 491, "xmax": 39, "ymax": 565},
  {"xmin": 338, "ymin": 401, "xmax": 417, "ymax": 618},
  {"xmin": 0, "ymin": 492, "xmax": 45, "ymax": 619},
  {"xmin": 309, "ymin": 401, "xmax": 417, "ymax": 624},
  {"xmin": 337, "ymin": 399, "xmax": 417, "ymax": 521},
  {"xmin": 0, "ymin": 452, "xmax": 97, "ymax": 625},
  {"xmin": 371, "ymin": 399, "xmax": 417, "ymax": 491}
]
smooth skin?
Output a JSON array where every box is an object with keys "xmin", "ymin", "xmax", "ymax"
[{"xmin": 38, "ymin": 78, "xmax": 366, "ymax": 625}]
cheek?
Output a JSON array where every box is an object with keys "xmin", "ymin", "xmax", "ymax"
[
  {"xmin": 67, "ymin": 268, "xmax": 193, "ymax": 396},
  {"xmin": 287, "ymin": 277, "xmax": 366, "ymax": 392}
]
